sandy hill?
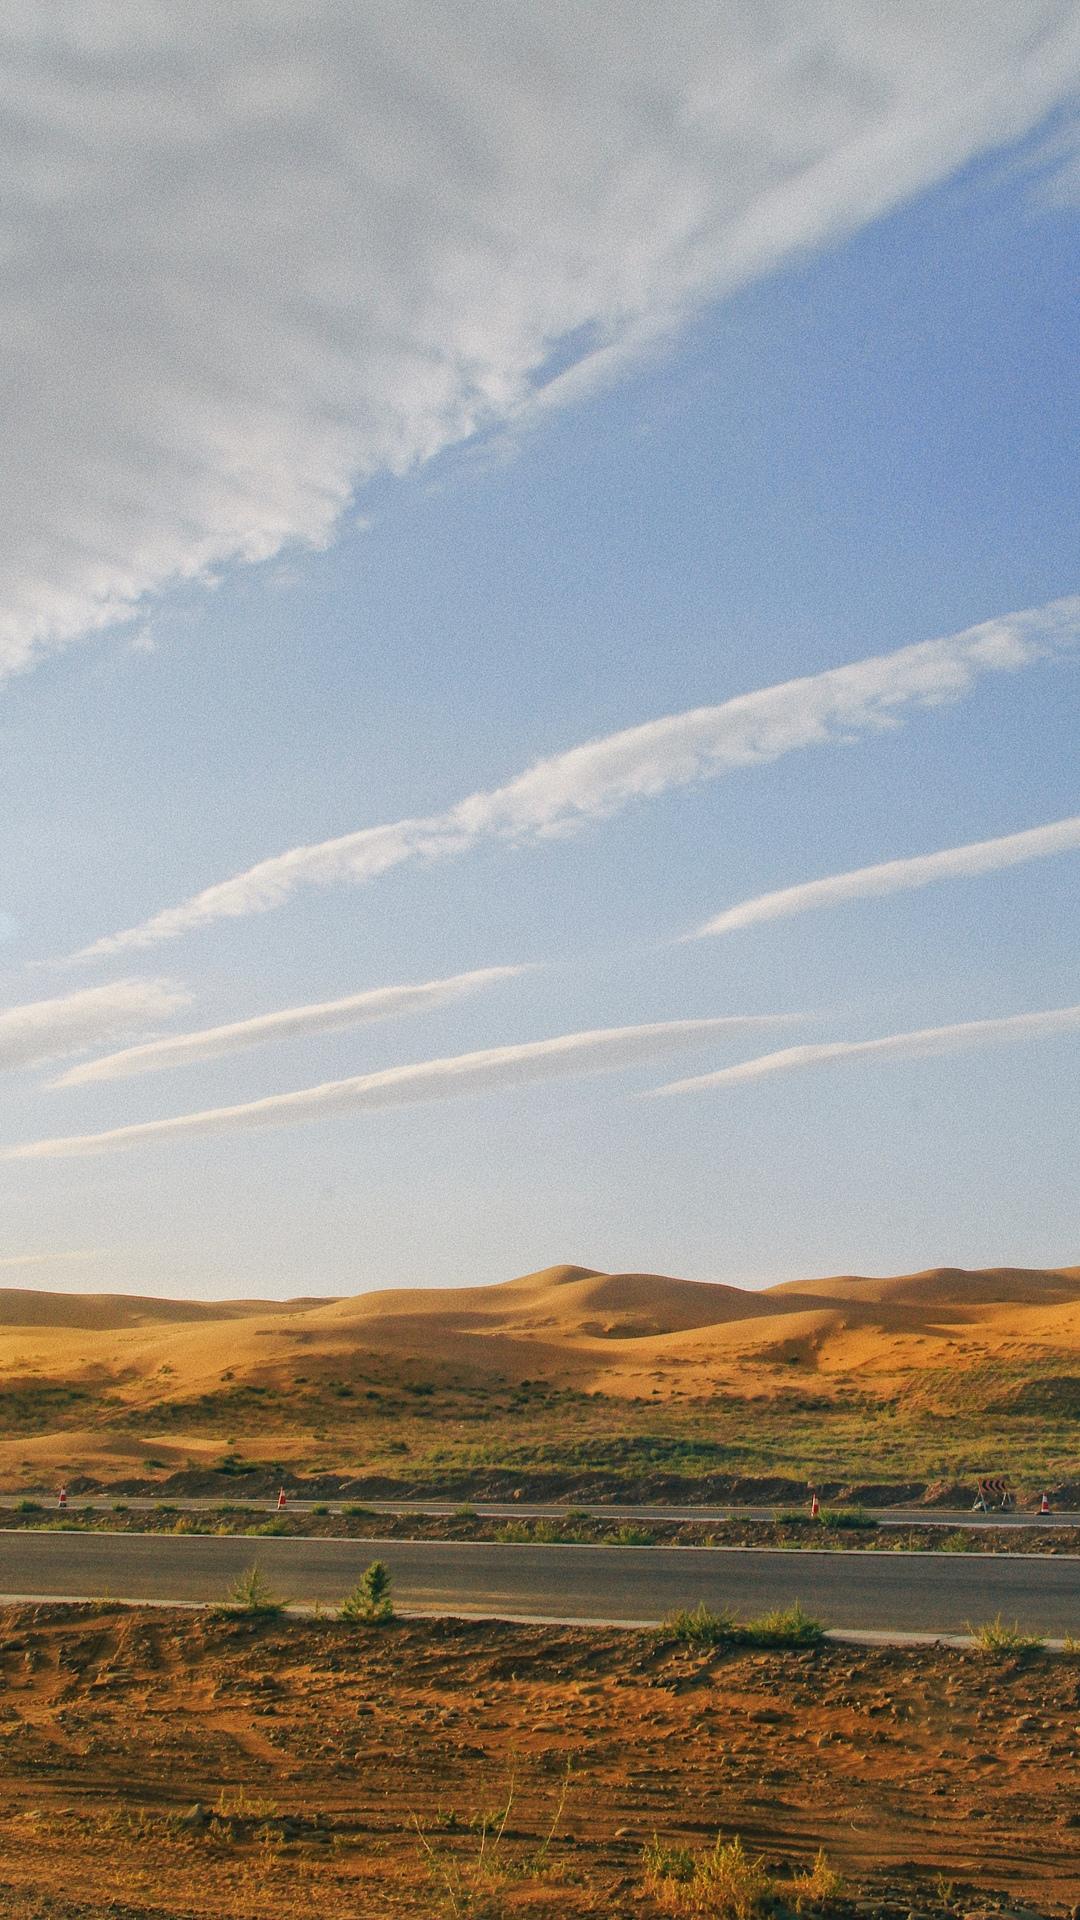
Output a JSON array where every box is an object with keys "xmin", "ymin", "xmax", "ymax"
[
  {"xmin": 765, "ymin": 1266, "xmax": 1080, "ymax": 1309},
  {"xmin": 0, "ymin": 1263, "xmax": 1076, "ymax": 1417}
]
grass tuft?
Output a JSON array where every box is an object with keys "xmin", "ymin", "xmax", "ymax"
[{"xmin": 968, "ymin": 1613, "xmax": 1045, "ymax": 1655}]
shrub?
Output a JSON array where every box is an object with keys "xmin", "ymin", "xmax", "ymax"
[
  {"xmin": 16, "ymin": 1499, "xmax": 42, "ymax": 1514},
  {"xmin": 343, "ymin": 1503, "xmax": 376, "ymax": 1518},
  {"xmin": 968, "ymin": 1613, "xmax": 1045, "ymax": 1655},
  {"xmin": 609, "ymin": 1523, "xmax": 657, "ymax": 1546},
  {"xmin": 938, "ymin": 1529, "xmax": 973, "ymax": 1552},
  {"xmin": 247, "ymin": 1519, "xmax": 288, "ymax": 1536},
  {"xmin": 340, "ymin": 1560, "xmax": 393, "ymax": 1623}
]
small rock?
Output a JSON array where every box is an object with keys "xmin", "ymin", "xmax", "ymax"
[{"xmin": 179, "ymin": 1802, "xmax": 209, "ymax": 1829}]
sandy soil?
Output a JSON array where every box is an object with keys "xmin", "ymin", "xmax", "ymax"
[{"xmin": 0, "ymin": 1603, "xmax": 1076, "ymax": 1919}]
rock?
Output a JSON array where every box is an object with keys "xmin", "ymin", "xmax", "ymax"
[{"xmin": 179, "ymin": 1802, "xmax": 209, "ymax": 1829}]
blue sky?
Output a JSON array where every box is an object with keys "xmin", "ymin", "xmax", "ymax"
[{"xmin": 0, "ymin": 7, "xmax": 1077, "ymax": 1298}]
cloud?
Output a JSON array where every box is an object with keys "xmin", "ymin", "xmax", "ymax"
[
  {"xmin": 649, "ymin": 1004, "xmax": 1080, "ymax": 1097},
  {"xmin": 3, "ymin": 1012, "xmax": 798, "ymax": 1159},
  {"xmin": 52, "ymin": 965, "xmax": 527, "ymax": 1087},
  {"xmin": 691, "ymin": 814, "xmax": 1080, "ymax": 938},
  {"xmin": 3, "ymin": 8, "xmax": 1080, "ymax": 683},
  {"xmin": 70, "ymin": 595, "xmax": 1080, "ymax": 959},
  {"xmin": 0, "ymin": 1250, "xmax": 97, "ymax": 1269},
  {"xmin": 0, "ymin": 980, "xmax": 189, "ymax": 1073}
]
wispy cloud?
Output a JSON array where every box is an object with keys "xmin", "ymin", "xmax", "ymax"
[
  {"xmin": 4, "ymin": 11, "xmax": 1080, "ymax": 683},
  {"xmin": 0, "ymin": 980, "xmax": 189, "ymax": 1073},
  {"xmin": 52, "ymin": 966, "xmax": 527, "ymax": 1087},
  {"xmin": 71, "ymin": 596, "xmax": 1080, "ymax": 960},
  {"xmin": 4, "ymin": 1013, "xmax": 798, "ymax": 1160},
  {"xmin": 649, "ymin": 1005, "xmax": 1080, "ymax": 1097},
  {"xmin": 691, "ymin": 814, "xmax": 1080, "ymax": 938},
  {"xmin": 0, "ymin": 1250, "xmax": 97, "ymax": 1269}
]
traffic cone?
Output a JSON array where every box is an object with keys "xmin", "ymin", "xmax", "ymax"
[
  {"xmin": 276, "ymin": 1487, "xmax": 287, "ymax": 1511},
  {"xmin": 1039, "ymin": 1491, "xmax": 1051, "ymax": 1516},
  {"xmin": 810, "ymin": 1490, "xmax": 821, "ymax": 1519},
  {"xmin": 57, "ymin": 1486, "xmax": 67, "ymax": 1509}
]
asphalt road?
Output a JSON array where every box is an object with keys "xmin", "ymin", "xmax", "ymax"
[
  {"xmin": 0, "ymin": 1531, "xmax": 1076, "ymax": 1635},
  {"xmin": 2, "ymin": 1496, "xmax": 1072, "ymax": 1528}
]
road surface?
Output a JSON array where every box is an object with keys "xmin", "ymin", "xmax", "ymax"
[{"xmin": 0, "ymin": 1530, "xmax": 1076, "ymax": 1635}]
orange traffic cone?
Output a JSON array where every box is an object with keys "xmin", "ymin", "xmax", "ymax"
[
  {"xmin": 57, "ymin": 1486, "xmax": 67, "ymax": 1509},
  {"xmin": 810, "ymin": 1490, "xmax": 821, "ymax": 1519},
  {"xmin": 276, "ymin": 1487, "xmax": 287, "ymax": 1511},
  {"xmin": 1039, "ymin": 1491, "xmax": 1051, "ymax": 1515}
]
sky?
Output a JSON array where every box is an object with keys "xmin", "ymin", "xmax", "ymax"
[{"xmin": 1, "ymin": 4, "xmax": 1078, "ymax": 1300}]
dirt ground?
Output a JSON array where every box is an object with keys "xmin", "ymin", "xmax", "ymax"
[{"xmin": 0, "ymin": 1604, "xmax": 1077, "ymax": 1919}]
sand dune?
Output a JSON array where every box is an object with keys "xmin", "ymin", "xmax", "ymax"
[{"xmin": 0, "ymin": 1262, "xmax": 1074, "ymax": 1410}]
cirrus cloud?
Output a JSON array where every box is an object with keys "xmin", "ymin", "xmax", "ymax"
[
  {"xmin": 648, "ymin": 1004, "xmax": 1080, "ymax": 1096},
  {"xmin": 4, "ymin": 7, "xmax": 1080, "ymax": 683},
  {"xmin": 52, "ymin": 965, "xmax": 528, "ymax": 1087},
  {"xmin": 69, "ymin": 595, "xmax": 1080, "ymax": 959},
  {"xmin": 3, "ymin": 1012, "xmax": 799, "ymax": 1159},
  {"xmin": 0, "ymin": 980, "xmax": 189, "ymax": 1074},
  {"xmin": 690, "ymin": 814, "xmax": 1080, "ymax": 938}
]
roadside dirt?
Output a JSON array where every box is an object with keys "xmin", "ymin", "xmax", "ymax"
[
  {"xmin": 9, "ymin": 1504, "xmax": 1080, "ymax": 1553},
  {"xmin": 0, "ymin": 1604, "xmax": 1076, "ymax": 1918}
]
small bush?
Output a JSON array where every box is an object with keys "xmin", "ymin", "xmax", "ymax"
[
  {"xmin": 609, "ymin": 1523, "xmax": 657, "ymax": 1546},
  {"xmin": 16, "ymin": 1499, "xmax": 42, "ymax": 1514},
  {"xmin": 311, "ymin": 1503, "xmax": 331, "ymax": 1516},
  {"xmin": 247, "ymin": 1519, "xmax": 288, "ymax": 1536},
  {"xmin": 452, "ymin": 1503, "xmax": 477, "ymax": 1520},
  {"xmin": 820, "ymin": 1507, "xmax": 875, "ymax": 1530},
  {"xmin": 340, "ymin": 1559, "xmax": 393, "ymax": 1623},
  {"xmin": 343, "ymin": 1503, "xmax": 376, "ymax": 1518},
  {"xmin": 939, "ymin": 1529, "xmax": 973, "ymax": 1552},
  {"xmin": 739, "ymin": 1602, "xmax": 824, "ymax": 1648},
  {"xmin": 968, "ymin": 1613, "xmax": 1044, "ymax": 1655},
  {"xmin": 659, "ymin": 1603, "xmax": 735, "ymax": 1647},
  {"xmin": 218, "ymin": 1563, "xmax": 282, "ymax": 1617}
]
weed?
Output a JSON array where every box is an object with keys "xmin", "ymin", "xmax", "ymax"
[
  {"xmin": 343, "ymin": 1503, "xmax": 376, "ymax": 1518},
  {"xmin": 453, "ymin": 1504, "xmax": 478, "ymax": 1520},
  {"xmin": 15, "ymin": 1499, "xmax": 42, "ymax": 1514},
  {"xmin": 643, "ymin": 1832, "xmax": 772, "ymax": 1917},
  {"xmin": 216, "ymin": 1562, "xmax": 282, "ymax": 1617},
  {"xmin": 340, "ymin": 1560, "xmax": 394, "ymax": 1623},
  {"xmin": 642, "ymin": 1836, "xmax": 696, "ymax": 1882},
  {"xmin": 968, "ymin": 1613, "xmax": 1045, "ymax": 1655},
  {"xmin": 938, "ymin": 1529, "xmax": 973, "ymax": 1552},
  {"xmin": 820, "ymin": 1507, "xmax": 875, "ymax": 1530},
  {"xmin": 659, "ymin": 1603, "xmax": 735, "ymax": 1647},
  {"xmin": 738, "ymin": 1602, "xmax": 824, "ymax": 1648},
  {"xmin": 609, "ymin": 1523, "xmax": 656, "ymax": 1545},
  {"xmin": 790, "ymin": 1847, "xmax": 842, "ymax": 1910},
  {"xmin": 248, "ymin": 1519, "xmax": 288, "ymax": 1536},
  {"xmin": 1062, "ymin": 1632, "xmax": 1080, "ymax": 1654}
]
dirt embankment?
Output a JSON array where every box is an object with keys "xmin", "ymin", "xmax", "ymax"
[
  {"xmin": 0, "ymin": 1604, "xmax": 1076, "ymax": 1918},
  {"xmin": 71, "ymin": 1464, "xmax": 1077, "ymax": 1508}
]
